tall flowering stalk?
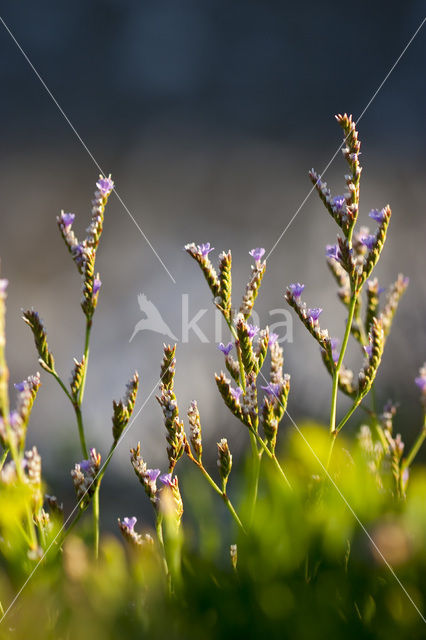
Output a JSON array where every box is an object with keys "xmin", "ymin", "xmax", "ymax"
[
  {"xmin": 23, "ymin": 175, "xmax": 139, "ymax": 557},
  {"xmin": 286, "ymin": 115, "xmax": 408, "ymax": 468},
  {"xmin": 185, "ymin": 243, "xmax": 292, "ymax": 528}
]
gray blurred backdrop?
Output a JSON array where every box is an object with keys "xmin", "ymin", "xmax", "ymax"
[{"xmin": 1, "ymin": 1, "xmax": 425, "ymax": 522}]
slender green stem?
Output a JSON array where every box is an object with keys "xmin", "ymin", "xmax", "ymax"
[
  {"xmin": 155, "ymin": 514, "xmax": 169, "ymax": 577},
  {"xmin": 78, "ymin": 319, "xmax": 92, "ymax": 405},
  {"xmin": 248, "ymin": 426, "xmax": 292, "ymax": 489},
  {"xmin": 92, "ymin": 486, "xmax": 100, "ymax": 559},
  {"xmin": 188, "ymin": 454, "xmax": 246, "ymax": 531},
  {"xmin": 248, "ymin": 447, "xmax": 263, "ymax": 526},
  {"xmin": 402, "ymin": 415, "xmax": 426, "ymax": 470},
  {"xmin": 0, "ymin": 447, "xmax": 9, "ymax": 471},
  {"xmin": 73, "ymin": 403, "xmax": 89, "ymax": 459},
  {"xmin": 335, "ymin": 399, "xmax": 361, "ymax": 433},
  {"xmin": 329, "ymin": 293, "xmax": 358, "ymax": 435},
  {"xmin": 51, "ymin": 371, "xmax": 74, "ymax": 403},
  {"xmin": 325, "ymin": 430, "xmax": 338, "ymax": 472}
]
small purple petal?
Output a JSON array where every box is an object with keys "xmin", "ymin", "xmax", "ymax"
[
  {"xmin": 364, "ymin": 344, "xmax": 373, "ymax": 358},
  {"xmin": 415, "ymin": 376, "xmax": 426, "ymax": 392},
  {"xmin": 79, "ymin": 459, "xmax": 91, "ymax": 472},
  {"xmin": 249, "ymin": 247, "xmax": 265, "ymax": 262},
  {"xmin": 307, "ymin": 308, "xmax": 322, "ymax": 322},
  {"xmin": 247, "ymin": 324, "xmax": 259, "ymax": 339},
  {"xmin": 369, "ymin": 208, "xmax": 386, "ymax": 223},
  {"xmin": 268, "ymin": 332, "xmax": 279, "ymax": 346},
  {"xmin": 93, "ymin": 277, "xmax": 102, "ymax": 295},
  {"xmin": 0, "ymin": 279, "xmax": 9, "ymax": 294},
  {"xmin": 325, "ymin": 244, "xmax": 340, "ymax": 260},
  {"xmin": 218, "ymin": 342, "xmax": 233, "ymax": 356},
  {"xmin": 360, "ymin": 234, "xmax": 376, "ymax": 250},
  {"xmin": 230, "ymin": 386, "xmax": 243, "ymax": 402},
  {"xmin": 261, "ymin": 382, "xmax": 281, "ymax": 397},
  {"xmin": 332, "ymin": 196, "xmax": 346, "ymax": 211},
  {"xmin": 159, "ymin": 473, "xmax": 173, "ymax": 486},
  {"xmin": 146, "ymin": 468, "xmax": 161, "ymax": 483},
  {"xmin": 96, "ymin": 176, "xmax": 114, "ymax": 194},
  {"xmin": 122, "ymin": 516, "xmax": 137, "ymax": 531},
  {"xmin": 197, "ymin": 243, "xmax": 214, "ymax": 257},
  {"xmin": 60, "ymin": 212, "xmax": 75, "ymax": 229},
  {"xmin": 14, "ymin": 381, "xmax": 28, "ymax": 393},
  {"xmin": 288, "ymin": 283, "xmax": 305, "ymax": 299}
]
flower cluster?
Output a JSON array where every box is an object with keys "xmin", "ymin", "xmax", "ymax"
[
  {"xmin": 71, "ymin": 448, "xmax": 101, "ymax": 507},
  {"xmin": 112, "ymin": 372, "xmax": 139, "ymax": 445}
]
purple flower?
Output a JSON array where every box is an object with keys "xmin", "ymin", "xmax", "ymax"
[
  {"xmin": 79, "ymin": 459, "xmax": 91, "ymax": 472},
  {"xmin": 261, "ymin": 382, "xmax": 281, "ymax": 397},
  {"xmin": 197, "ymin": 243, "xmax": 214, "ymax": 257},
  {"xmin": 330, "ymin": 338, "xmax": 340, "ymax": 363},
  {"xmin": 218, "ymin": 342, "xmax": 233, "ymax": 356},
  {"xmin": 332, "ymin": 196, "xmax": 346, "ymax": 211},
  {"xmin": 122, "ymin": 516, "xmax": 137, "ymax": 531},
  {"xmin": 369, "ymin": 208, "xmax": 386, "ymax": 223},
  {"xmin": 360, "ymin": 234, "xmax": 376, "ymax": 250},
  {"xmin": 268, "ymin": 332, "xmax": 279, "ymax": 346},
  {"xmin": 247, "ymin": 324, "xmax": 259, "ymax": 339},
  {"xmin": 288, "ymin": 283, "xmax": 305, "ymax": 299},
  {"xmin": 415, "ymin": 375, "xmax": 426, "ymax": 392},
  {"xmin": 9, "ymin": 411, "xmax": 21, "ymax": 428},
  {"xmin": 364, "ymin": 344, "xmax": 373, "ymax": 358},
  {"xmin": 325, "ymin": 244, "xmax": 340, "ymax": 260},
  {"xmin": 145, "ymin": 468, "xmax": 161, "ymax": 483},
  {"xmin": 14, "ymin": 381, "xmax": 28, "ymax": 393},
  {"xmin": 93, "ymin": 277, "xmax": 102, "ymax": 295},
  {"xmin": 307, "ymin": 308, "xmax": 322, "ymax": 322},
  {"xmin": 249, "ymin": 247, "xmax": 265, "ymax": 262},
  {"xmin": 96, "ymin": 176, "xmax": 114, "ymax": 195},
  {"xmin": 0, "ymin": 279, "xmax": 8, "ymax": 294},
  {"xmin": 159, "ymin": 473, "xmax": 173, "ymax": 486},
  {"xmin": 60, "ymin": 212, "xmax": 75, "ymax": 229},
  {"xmin": 230, "ymin": 386, "xmax": 243, "ymax": 402}
]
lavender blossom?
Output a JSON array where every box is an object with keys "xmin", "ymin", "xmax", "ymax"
[
  {"xmin": 96, "ymin": 175, "xmax": 114, "ymax": 195},
  {"xmin": 218, "ymin": 342, "xmax": 233, "ymax": 356},
  {"xmin": 93, "ymin": 277, "xmax": 102, "ymax": 295},
  {"xmin": 197, "ymin": 243, "xmax": 214, "ymax": 257},
  {"xmin": 0, "ymin": 279, "xmax": 8, "ymax": 298},
  {"xmin": 332, "ymin": 195, "xmax": 346, "ymax": 211},
  {"xmin": 326, "ymin": 244, "xmax": 340, "ymax": 260},
  {"xmin": 364, "ymin": 344, "xmax": 373, "ymax": 358},
  {"xmin": 261, "ymin": 382, "xmax": 281, "ymax": 398},
  {"xmin": 268, "ymin": 332, "xmax": 279, "ymax": 346},
  {"xmin": 415, "ymin": 364, "xmax": 426, "ymax": 392},
  {"xmin": 288, "ymin": 283, "xmax": 305, "ymax": 298},
  {"xmin": 369, "ymin": 208, "xmax": 386, "ymax": 223},
  {"xmin": 122, "ymin": 516, "xmax": 137, "ymax": 531},
  {"xmin": 360, "ymin": 234, "xmax": 376, "ymax": 250},
  {"xmin": 307, "ymin": 307, "xmax": 323, "ymax": 322},
  {"xmin": 249, "ymin": 247, "xmax": 265, "ymax": 262},
  {"xmin": 60, "ymin": 212, "xmax": 75, "ymax": 229},
  {"xmin": 230, "ymin": 386, "xmax": 243, "ymax": 402},
  {"xmin": 247, "ymin": 324, "xmax": 259, "ymax": 339},
  {"xmin": 159, "ymin": 472, "xmax": 173, "ymax": 486}
]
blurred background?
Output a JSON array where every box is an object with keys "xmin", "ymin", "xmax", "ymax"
[{"xmin": 0, "ymin": 1, "xmax": 425, "ymax": 524}]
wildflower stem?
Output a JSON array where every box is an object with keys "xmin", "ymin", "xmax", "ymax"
[
  {"xmin": 73, "ymin": 403, "xmax": 89, "ymax": 459},
  {"xmin": 248, "ymin": 425, "xmax": 292, "ymax": 489},
  {"xmin": 78, "ymin": 319, "xmax": 92, "ymax": 406},
  {"xmin": 248, "ymin": 447, "xmax": 263, "ymax": 526},
  {"xmin": 92, "ymin": 486, "xmax": 100, "ymax": 559},
  {"xmin": 155, "ymin": 514, "xmax": 170, "ymax": 577},
  {"xmin": 186, "ymin": 452, "xmax": 245, "ymax": 531},
  {"xmin": 402, "ymin": 414, "xmax": 426, "ymax": 471},
  {"xmin": 0, "ymin": 447, "xmax": 9, "ymax": 470},
  {"xmin": 329, "ymin": 292, "xmax": 358, "ymax": 435}
]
